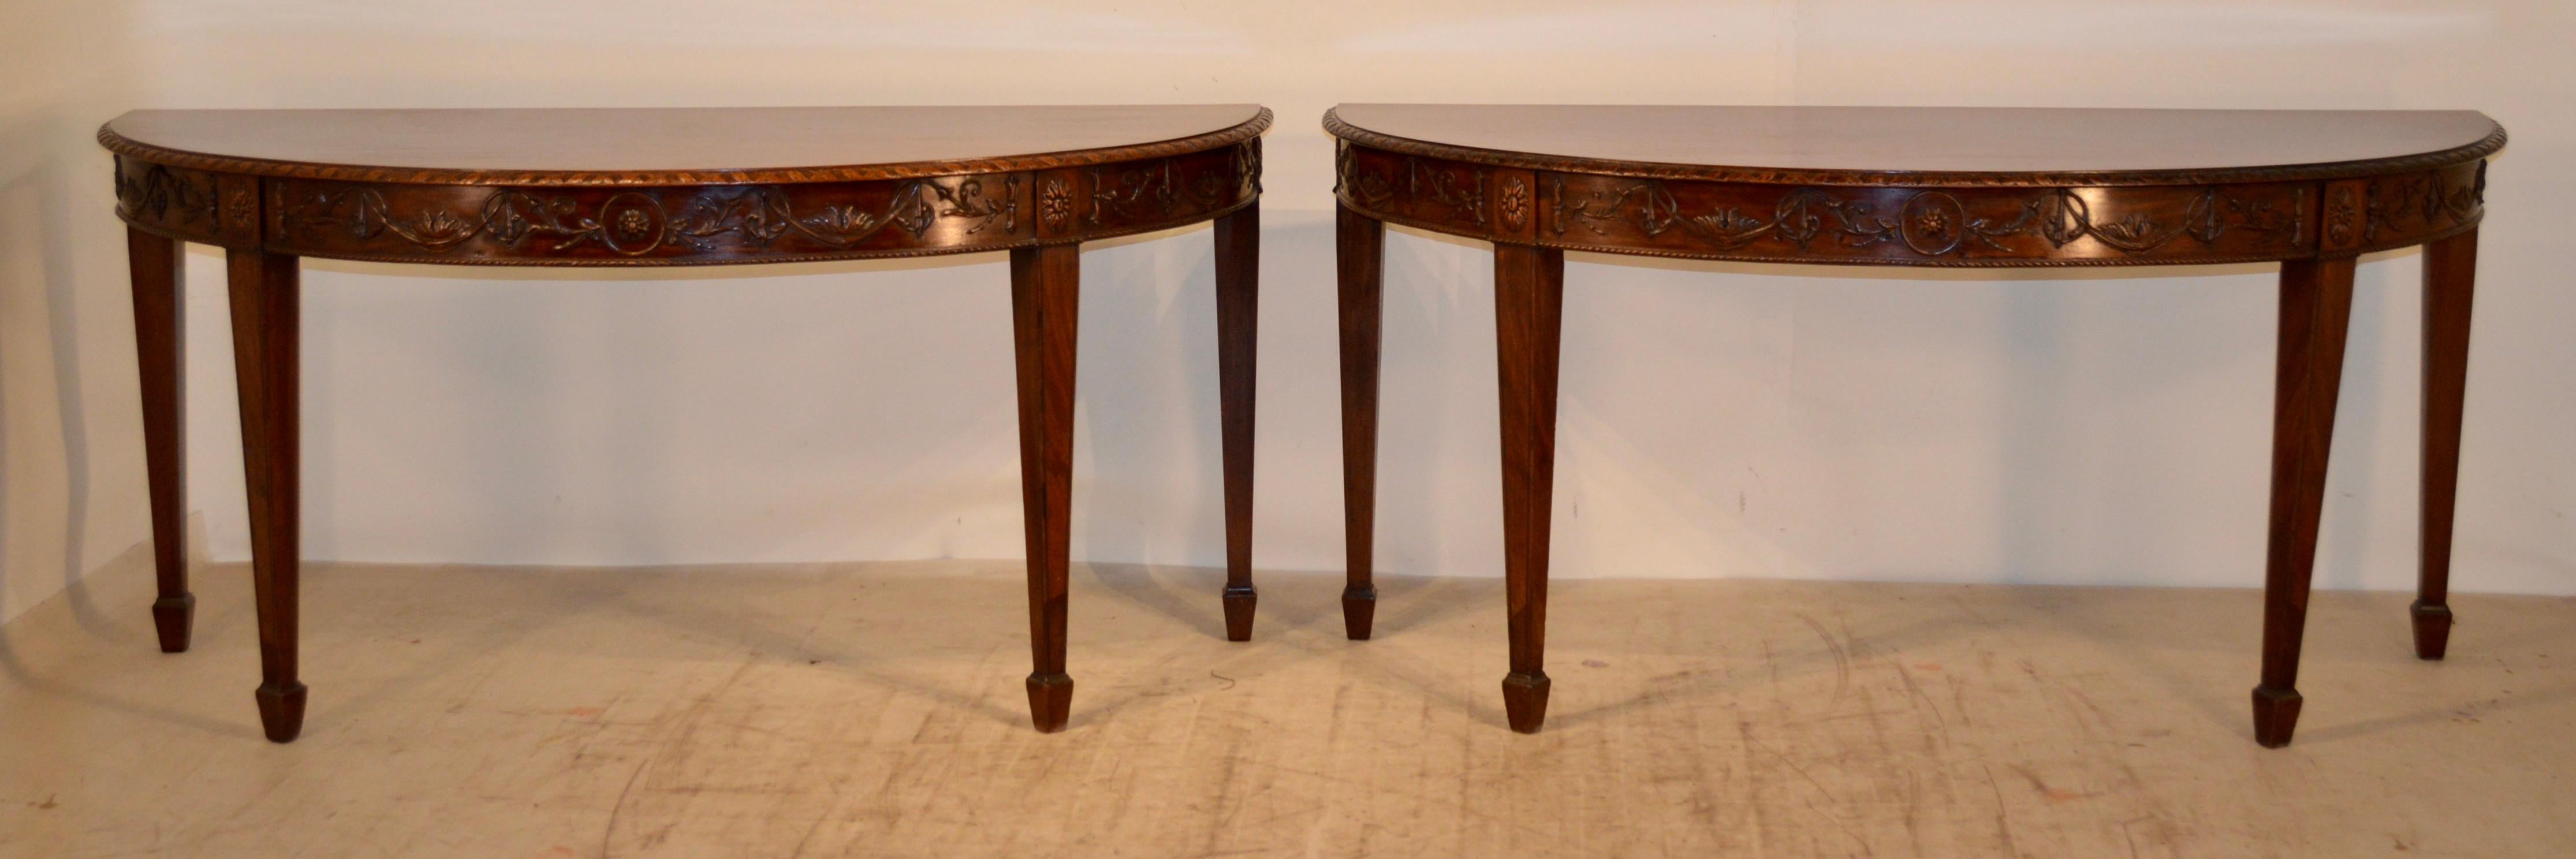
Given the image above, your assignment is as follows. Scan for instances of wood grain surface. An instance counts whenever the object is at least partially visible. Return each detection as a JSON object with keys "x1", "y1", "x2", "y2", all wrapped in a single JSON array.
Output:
[
  {"x1": 104, "y1": 105, "x2": 1269, "y2": 185},
  {"x1": 1328, "y1": 105, "x2": 2501, "y2": 185}
]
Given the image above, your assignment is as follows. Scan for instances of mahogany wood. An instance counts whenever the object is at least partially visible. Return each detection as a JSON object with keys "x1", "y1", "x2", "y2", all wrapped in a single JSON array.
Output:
[
  {"x1": 2254, "y1": 256, "x2": 2358, "y2": 748},
  {"x1": 105, "y1": 106, "x2": 1268, "y2": 265},
  {"x1": 1335, "y1": 204, "x2": 1385, "y2": 640},
  {"x1": 1011, "y1": 243, "x2": 1080, "y2": 733},
  {"x1": 1216, "y1": 202, "x2": 1260, "y2": 642},
  {"x1": 1493, "y1": 244, "x2": 1565, "y2": 734},
  {"x1": 226, "y1": 248, "x2": 305, "y2": 743},
  {"x1": 1325, "y1": 105, "x2": 2499, "y2": 186},
  {"x1": 1328, "y1": 105, "x2": 2499, "y2": 745},
  {"x1": 1331, "y1": 106, "x2": 2493, "y2": 267},
  {"x1": 2416, "y1": 228, "x2": 2478, "y2": 660},
  {"x1": 127, "y1": 228, "x2": 192, "y2": 653},
  {"x1": 103, "y1": 106, "x2": 1266, "y2": 185},
  {"x1": 106, "y1": 106, "x2": 1268, "y2": 740}
]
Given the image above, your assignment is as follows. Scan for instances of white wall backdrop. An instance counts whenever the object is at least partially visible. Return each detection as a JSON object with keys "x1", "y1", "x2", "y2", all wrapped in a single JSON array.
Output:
[{"x1": 5, "y1": 0, "x2": 2573, "y2": 625}]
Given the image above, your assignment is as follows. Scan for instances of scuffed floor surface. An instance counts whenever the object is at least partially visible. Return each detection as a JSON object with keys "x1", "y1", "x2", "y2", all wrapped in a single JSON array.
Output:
[{"x1": 2, "y1": 558, "x2": 2571, "y2": 857}]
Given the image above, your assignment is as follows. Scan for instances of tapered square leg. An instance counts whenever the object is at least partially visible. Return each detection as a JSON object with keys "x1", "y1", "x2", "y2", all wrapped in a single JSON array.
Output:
[
  {"x1": 227, "y1": 248, "x2": 304, "y2": 743},
  {"x1": 2416, "y1": 228, "x2": 2476, "y2": 661},
  {"x1": 2252, "y1": 256, "x2": 2355, "y2": 749},
  {"x1": 1493, "y1": 243, "x2": 1564, "y2": 734},
  {"x1": 128, "y1": 228, "x2": 192, "y2": 653},
  {"x1": 1011, "y1": 243, "x2": 1080, "y2": 732},
  {"x1": 1336, "y1": 204, "x2": 1385, "y2": 641},
  {"x1": 1214, "y1": 202, "x2": 1259, "y2": 642}
]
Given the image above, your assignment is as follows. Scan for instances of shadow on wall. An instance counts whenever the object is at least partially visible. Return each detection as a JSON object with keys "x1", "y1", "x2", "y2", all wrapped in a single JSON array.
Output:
[
  {"x1": 0, "y1": 0, "x2": 153, "y2": 631},
  {"x1": 1365, "y1": 223, "x2": 2435, "y2": 590},
  {"x1": 0, "y1": 115, "x2": 98, "y2": 625},
  {"x1": 270, "y1": 248, "x2": 1052, "y2": 568}
]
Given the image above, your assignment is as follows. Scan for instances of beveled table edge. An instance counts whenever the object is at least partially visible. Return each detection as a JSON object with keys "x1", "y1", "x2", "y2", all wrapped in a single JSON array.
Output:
[
  {"x1": 101, "y1": 106, "x2": 1274, "y2": 187},
  {"x1": 1322, "y1": 106, "x2": 2504, "y2": 188}
]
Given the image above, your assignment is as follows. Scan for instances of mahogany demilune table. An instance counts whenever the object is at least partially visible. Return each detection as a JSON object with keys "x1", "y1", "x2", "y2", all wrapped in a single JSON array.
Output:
[
  {"x1": 105, "y1": 105, "x2": 1271, "y2": 740},
  {"x1": 1325, "y1": 104, "x2": 2502, "y2": 745}
]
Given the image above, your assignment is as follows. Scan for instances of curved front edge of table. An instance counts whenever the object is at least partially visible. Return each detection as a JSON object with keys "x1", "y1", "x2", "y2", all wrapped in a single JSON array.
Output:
[
  {"x1": 1326, "y1": 110, "x2": 2496, "y2": 747},
  {"x1": 110, "y1": 139, "x2": 1262, "y2": 265},
  {"x1": 104, "y1": 109, "x2": 1266, "y2": 741},
  {"x1": 1331, "y1": 139, "x2": 2486, "y2": 266}
]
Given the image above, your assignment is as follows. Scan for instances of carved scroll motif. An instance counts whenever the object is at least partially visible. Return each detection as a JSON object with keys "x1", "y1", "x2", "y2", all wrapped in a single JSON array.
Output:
[
  {"x1": 1337, "y1": 151, "x2": 1485, "y2": 226},
  {"x1": 113, "y1": 160, "x2": 219, "y2": 228},
  {"x1": 283, "y1": 177, "x2": 1019, "y2": 256},
  {"x1": 2365, "y1": 162, "x2": 2484, "y2": 243},
  {"x1": 1088, "y1": 158, "x2": 1234, "y2": 226},
  {"x1": 1549, "y1": 177, "x2": 2305, "y2": 259}
]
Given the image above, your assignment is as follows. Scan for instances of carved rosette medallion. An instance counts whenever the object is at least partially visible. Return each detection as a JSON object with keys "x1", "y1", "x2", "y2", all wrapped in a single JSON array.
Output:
[
  {"x1": 1040, "y1": 179, "x2": 1073, "y2": 230},
  {"x1": 598, "y1": 192, "x2": 668, "y2": 255},
  {"x1": 1500, "y1": 176, "x2": 1531, "y2": 231},
  {"x1": 1898, "y1": 192, "x2": 1968, "y2": 255},
  {"x1": 225, "y1": 187, "x2": 259, "y2": 232},
  {"x1": 2325, "y1": 184, "x2": 2362, "y2": 248}
]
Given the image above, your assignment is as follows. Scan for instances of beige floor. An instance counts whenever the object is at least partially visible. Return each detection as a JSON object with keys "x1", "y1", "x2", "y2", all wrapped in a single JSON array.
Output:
[{"x1": 1, "y1": 557, "x2": 2570, "y2": 858}]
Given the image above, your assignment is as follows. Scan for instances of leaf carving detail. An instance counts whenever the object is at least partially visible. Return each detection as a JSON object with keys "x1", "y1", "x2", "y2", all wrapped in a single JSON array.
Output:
[
  {"x1": 1551, "y1": 178, "x2": 2304, "y2": 258},
  {"x1": 287, "y1": 177, "x2": 1021, "y2": 256}
]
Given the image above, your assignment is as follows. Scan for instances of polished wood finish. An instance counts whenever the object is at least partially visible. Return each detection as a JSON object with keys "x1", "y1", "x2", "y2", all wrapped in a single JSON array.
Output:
[
  {"x1": 227, "y1": 142, "x2": 1256, "y2": 266},
  {"x1": 1328, "y1": 105, "x2": 2499, "y2": 743},
  {"x1": 1011, "y1": 244, "x2": 1080, "y2": 732},
  {"x1": 1334, "y1": 204, "x2": 1385, "y2": 640},
  {"x1": 1326, "y1": 105, "x2": 2500, "y2": 185},
  {"x1": 107, "y1": 106, "x2": 1267, "y2": 266},
  {"x1": 1331, "y1": 106, "x2": 2493, "y2": 267},
  {"x1": 226, "y1": 248, "x2": 306, "y2": 743},
  {"x1": 1493, "y1": 244, "x2": 1565, "y2": 734},
  {"x1": 2416, "y1": 228, "x2": 2478, "y2": 661},
  {"x1": 106, "y1": 106, "x2": 1268, "y2": 740},
  {"x1": 2254, "y1": 256, "x2": 2357, "y2": 748},
  {"x1": 126, "y1": 228, "x2": 192, "y2": 653},
  {"x1": 1215, "y1": 202, "x2": 1260, "y2": 642},
  {"x1": 104, "y1": 106, "x2": 1266, "y2": 184}
]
